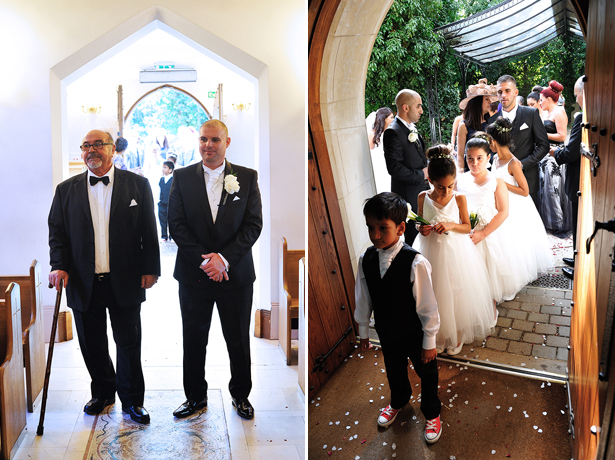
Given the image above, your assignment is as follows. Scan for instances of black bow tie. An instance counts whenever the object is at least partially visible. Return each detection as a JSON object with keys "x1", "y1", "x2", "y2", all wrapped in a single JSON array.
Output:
[{"x1": 90, "y1": 176, "x2": 110, "y2": 186}]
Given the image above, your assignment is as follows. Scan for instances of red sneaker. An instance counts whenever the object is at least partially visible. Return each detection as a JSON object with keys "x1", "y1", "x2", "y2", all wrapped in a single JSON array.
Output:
[
  {"x1": 377, "y1": 404, "x2": 400, "y2": 427},
  {"x1": 424, "y1": 415, "x2": 442, "y2": 443}
]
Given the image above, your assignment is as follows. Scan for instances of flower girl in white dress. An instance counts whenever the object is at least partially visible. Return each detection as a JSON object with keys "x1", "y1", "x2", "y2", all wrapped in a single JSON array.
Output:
[
  {"x1": 487, "y1": 117, "x2": 553, "y2": 277},
  {"x1": 412, "y1": 145, "x2": 495, "y2": 355},
  {"x1": 456, "y1": 135, "x2": 532, "y2": 302}
]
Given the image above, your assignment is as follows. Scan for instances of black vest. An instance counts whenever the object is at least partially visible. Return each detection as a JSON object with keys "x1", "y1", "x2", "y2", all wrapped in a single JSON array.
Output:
[{"x1": 363, "y1": 243, "x2": 423, "y2": 347}]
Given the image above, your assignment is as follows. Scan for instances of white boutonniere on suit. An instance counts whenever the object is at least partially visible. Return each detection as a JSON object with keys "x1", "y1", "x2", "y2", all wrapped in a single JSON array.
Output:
[
  {"x1": 408, "y1": 128, "x2": 419, "y2": 144},
  {"x1": 223, "y1": 171, "x2": 240, "y2": 205}
]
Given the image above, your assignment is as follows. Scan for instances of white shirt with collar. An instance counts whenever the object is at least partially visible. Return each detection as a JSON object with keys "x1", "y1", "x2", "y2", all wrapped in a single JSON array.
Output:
[
  {"x1": 396, "y1": 115, "x2": 416, "y2": 132},
  {"x1": 501, "y1": 102, "x2": 519, "y2": 123},
  {"x1": 87, "y1": 167, "x2": 114, "y2": 274},
  {"x1": 354, "y1": 238, "x2": 440, "y2": 350}
]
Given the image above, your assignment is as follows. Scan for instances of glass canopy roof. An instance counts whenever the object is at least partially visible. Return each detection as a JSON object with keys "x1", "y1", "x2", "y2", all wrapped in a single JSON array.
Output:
[{"x1": 436, "y1": 0, "x2": 584, "y2": 65}]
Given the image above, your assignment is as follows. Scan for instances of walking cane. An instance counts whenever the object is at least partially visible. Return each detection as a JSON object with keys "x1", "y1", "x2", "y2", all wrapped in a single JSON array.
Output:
[{"x1": 37, "y1": 279, "x2": 64, "y2": 436}]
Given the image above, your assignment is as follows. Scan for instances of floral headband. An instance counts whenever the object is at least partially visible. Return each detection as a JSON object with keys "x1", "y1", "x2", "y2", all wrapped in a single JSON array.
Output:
[
  {"x1": 495, "y1": 123, "x2": 512, "y2": 134},
  {"x1": 474, "y1": 133, "x2": 491, "y2": 143}
]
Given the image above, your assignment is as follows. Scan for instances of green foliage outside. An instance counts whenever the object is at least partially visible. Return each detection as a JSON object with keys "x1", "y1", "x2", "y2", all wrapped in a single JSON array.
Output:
[
  {"x1": 365, "y1": 0, "x2": 586, "y2": 145},
  {"x1": 126, "y1": 87, "x2": 209, "y2": 139}
]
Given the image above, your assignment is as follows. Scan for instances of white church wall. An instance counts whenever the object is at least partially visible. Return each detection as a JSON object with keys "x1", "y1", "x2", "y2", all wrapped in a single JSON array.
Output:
[{"x1": 0, "y1": 1, "x2": 305, "y2": 313}]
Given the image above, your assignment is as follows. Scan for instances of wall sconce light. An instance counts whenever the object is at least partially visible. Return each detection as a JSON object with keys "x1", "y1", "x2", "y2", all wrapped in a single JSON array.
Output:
[
  {"x1": 82, "y1": 105, "x2": 101, "y2": 114},
  {"x1": 232, "y1": 103, "x2": 251, "y2": 111}
]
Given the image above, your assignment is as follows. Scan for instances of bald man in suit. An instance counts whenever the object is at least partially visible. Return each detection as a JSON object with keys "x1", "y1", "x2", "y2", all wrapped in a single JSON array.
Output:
[{"x1": 384, "y1": 89, "x2": 430, "y2": 244}]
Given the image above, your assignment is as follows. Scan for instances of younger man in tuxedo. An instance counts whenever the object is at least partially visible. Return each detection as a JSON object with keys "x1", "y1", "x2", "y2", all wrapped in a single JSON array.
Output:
[
  {"x1": 169, "y1": 120, "x2": 262, "y2": 420},
  {"x1": 354, "y1": 192, "x2": 441, "y2": 443},
  {"x1": 495, "y1": 75, "x2": 549, "y2": 206}
]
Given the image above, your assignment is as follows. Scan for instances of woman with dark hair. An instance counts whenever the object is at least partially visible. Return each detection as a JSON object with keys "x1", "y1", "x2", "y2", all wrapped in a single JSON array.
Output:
[
  {"x1": 488, "y1": 117, "x2": 553, "y2": 278},
  {"x1": 366, "y1": 107, "x2": 394, "y2": 193},
  {"x1": 538, "y1": 80, "x2": 572, "y2": 237},
  {"x1": 456, "y1": 79, "x2": 498, "y2": 172},
  {"x1": 113, "y1": 136, "x2": 128, "y2": 170}
]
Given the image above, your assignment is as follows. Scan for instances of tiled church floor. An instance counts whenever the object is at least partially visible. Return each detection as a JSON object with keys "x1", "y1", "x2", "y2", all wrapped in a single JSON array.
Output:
[{"x1": 13, "y1": 242, "x2": 305, "y2": 460}]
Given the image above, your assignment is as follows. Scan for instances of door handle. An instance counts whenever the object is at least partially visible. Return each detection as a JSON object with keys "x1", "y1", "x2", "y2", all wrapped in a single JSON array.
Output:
[{"x1": 586, "y1": 218, "x2": 615, "y2": 254}]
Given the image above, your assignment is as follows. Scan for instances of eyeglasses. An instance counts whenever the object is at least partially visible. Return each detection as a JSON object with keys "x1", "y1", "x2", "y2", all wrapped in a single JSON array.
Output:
[{"x1": 80, "y1": 141, "x2": 113, "y2": 151}]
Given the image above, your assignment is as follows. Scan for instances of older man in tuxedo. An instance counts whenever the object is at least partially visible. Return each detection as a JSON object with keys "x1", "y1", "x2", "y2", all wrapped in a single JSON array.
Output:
[
  {"x1": 383, "y1": 89, "x2": 430, "y2": 243},
  {"x1": 495, "y1": 75, "x2": 550, "y2": 206},
  {"x1": 169, "y1": 120, "x2": 262, "y2": 420},
  {"x1": 48, "y1": 130, "x2": 160, "y2": 424}
]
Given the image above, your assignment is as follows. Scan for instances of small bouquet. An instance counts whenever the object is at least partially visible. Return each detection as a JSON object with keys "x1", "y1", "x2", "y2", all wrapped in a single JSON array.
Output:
[
  {"x1": 407, "y1": 203, "x2": 430, "y2": 226},
  {"x1": 408, "y1": 204, "x2": 448, "y2": 235},
  {"x1": 469, "y1": 211, "x2": 479, "y2": 230}
]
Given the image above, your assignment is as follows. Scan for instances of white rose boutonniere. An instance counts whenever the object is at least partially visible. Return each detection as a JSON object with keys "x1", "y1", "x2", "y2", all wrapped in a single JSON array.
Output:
[
  {"x1": 408, "y1": 128, "x2": 418, "y2": 144},
  {"x1": 223, "y1": 171, "x2": 240, "y2": 204}
]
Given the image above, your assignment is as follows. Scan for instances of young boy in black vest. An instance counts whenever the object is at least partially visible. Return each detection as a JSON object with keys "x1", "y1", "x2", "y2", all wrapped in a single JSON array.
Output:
[
  {"x1": 158, "y1": 160, "x2": 174, "y2": 241},
  {"x1": 354, "y1": 192, "x2": 442, "y2": 443}
]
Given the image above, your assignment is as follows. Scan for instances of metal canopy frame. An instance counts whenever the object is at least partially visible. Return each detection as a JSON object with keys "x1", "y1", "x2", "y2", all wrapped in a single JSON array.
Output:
[{"x1": 436, "y1": 0, "x2": 584, "y2": 66}]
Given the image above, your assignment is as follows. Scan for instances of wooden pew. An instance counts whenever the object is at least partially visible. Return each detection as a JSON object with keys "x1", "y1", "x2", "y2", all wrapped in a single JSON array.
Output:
[
  {"x1": 298, "y1": 257, "x2": 305, "y2": 393},
  {"x1": 0, "y1": 283, "x2": 27, "y2": 460},
  {"x1": 0, "y1": 260, "x2": 45, "y2": 412},
  {"x1": 278, "y1": 238, "x2": 304, "y2": 365}
]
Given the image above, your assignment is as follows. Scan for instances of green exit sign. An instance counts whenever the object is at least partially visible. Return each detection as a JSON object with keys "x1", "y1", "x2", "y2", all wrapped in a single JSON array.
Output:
[{"x1": 208, "y1": 91, "x2": 216, "y2": 98}]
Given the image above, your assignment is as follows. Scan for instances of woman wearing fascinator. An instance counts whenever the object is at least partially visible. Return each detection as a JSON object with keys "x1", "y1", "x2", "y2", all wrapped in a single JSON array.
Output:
[
  {"x1": 537, "y1": 80, "x2": 573, "y2": 237},
  {"x1": 456, "y1": 79, "x2": 499, "y2": 172},
  {"x1": 366, "y1": 107, "x2": 395, "y2": 194}
]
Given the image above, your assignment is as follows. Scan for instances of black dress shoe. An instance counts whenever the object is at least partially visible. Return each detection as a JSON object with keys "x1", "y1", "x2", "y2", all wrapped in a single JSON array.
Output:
[
  {"x1": 84, "y1": 397, "x2": 115, "y2": 415},
  {"x1": 123, "y1": 406, "x2": 150, "y2": 424},
  {"x1": 232, "y1": 397, "x2": 254, "y2": 420},
  {"x1": 563, "y1": 267, "x2": 574, "y2": 280},
  {"x1": 563, "y1": 257, "x2": 575, "y2": 267},
  {"x1": 173, "y1": 398, "x2": 208, "y2": 418}
]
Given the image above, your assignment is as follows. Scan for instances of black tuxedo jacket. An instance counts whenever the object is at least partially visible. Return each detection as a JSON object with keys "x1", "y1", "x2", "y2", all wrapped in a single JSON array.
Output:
[
  {"x1": 554, "y1": 112, "x2": 582, "y2": 203},
  {"x1": 383, "y1": 117, "x2": 429, "y2": 212},
  {"x1": 495, "y1": 105, "x2": 549, "y2": 195},
  {"x1": 158, "y1": 175, "x2": 173, "y2": 205},
  {"x1": 168, "y1": 160, "x2": 263, "y2": 289},
  {"x1": 48, "y1": 168, "x2": 161, "y2": 311}
]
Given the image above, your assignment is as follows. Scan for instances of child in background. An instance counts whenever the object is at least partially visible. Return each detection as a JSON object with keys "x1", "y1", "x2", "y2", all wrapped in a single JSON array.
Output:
[
  {"x1": 488, "y1": 117, "x2": 553, "y2": 277},
  {"x1": 413, "y1": 145, "x2": 495, "y2": 356},
  {"x1": 456, "y1": 134, "x2": 528, "y2": 302},
  {"x1": 158, "y1": 160, "x2": 174, "y2": 242},
  {"x1": 354, "y1": 192, "x2": 442, "y2": 444}
]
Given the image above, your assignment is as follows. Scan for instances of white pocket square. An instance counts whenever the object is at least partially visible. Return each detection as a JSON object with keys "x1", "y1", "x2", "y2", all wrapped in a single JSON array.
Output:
[
  {"x1": 129, "y1": 199, "x2": 138, "y2": 207},
  {"x1": 233, "y1": 196, "x2": 240, "y2": 201},
  {"x1": 520, "y1": 123, "x2": 529, "y2": 131}
]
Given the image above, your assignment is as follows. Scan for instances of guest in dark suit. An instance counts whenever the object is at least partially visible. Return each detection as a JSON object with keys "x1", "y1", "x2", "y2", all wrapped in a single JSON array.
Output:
[
  {"x1": 158, "y1": 160, "x2": 174, "y2": 241},
  {"x1": 169, "y1": 120, "x2": 262, "y2": 420},
  {"x1": 495, "y1": 75, "x2": 550, "y2": 206},
  {"x1": 48, "y1": 130, "x2": 160, "y2": 424},
  {"x1": 551, "y1": 75, "x2": 585, "y2": 280},
  {"x1": 383, "y1": 89, "x2": 429, "y2": 244}
]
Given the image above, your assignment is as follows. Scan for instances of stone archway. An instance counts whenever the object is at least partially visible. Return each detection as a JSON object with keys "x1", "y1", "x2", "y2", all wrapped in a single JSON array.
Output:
[{"x1": 316, "y1": 0, "x2": 393, "y2": 266}]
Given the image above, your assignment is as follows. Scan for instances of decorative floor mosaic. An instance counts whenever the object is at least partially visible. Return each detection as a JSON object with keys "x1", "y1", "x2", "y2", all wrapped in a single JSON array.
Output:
[{"x1": 83, "y1": 390, "x2": 230, "y2": 460}]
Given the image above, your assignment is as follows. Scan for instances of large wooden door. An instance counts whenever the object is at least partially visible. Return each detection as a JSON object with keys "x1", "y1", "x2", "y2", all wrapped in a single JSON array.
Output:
[
  {"x1": 569, "y1": 1, "x2": 615, "y2": 458},
  {"x1": 307, "y1": 0, "x2": 357, "y2": 401}
]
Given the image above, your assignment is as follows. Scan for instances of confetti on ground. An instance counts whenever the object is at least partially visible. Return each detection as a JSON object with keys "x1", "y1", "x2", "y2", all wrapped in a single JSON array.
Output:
[
  {"x1": 543, "y1": 411, "x2": 547, "y2": 415},
  {"x1": 492, "y1": 450, "x2": 496, "y2": 454},
  {"x1": 392, "y1": 443, "x2": 396, "y2": 449}
]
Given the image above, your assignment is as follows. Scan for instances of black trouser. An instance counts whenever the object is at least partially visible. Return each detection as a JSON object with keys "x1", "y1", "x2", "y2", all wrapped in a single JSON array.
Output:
[
  {"x1": 380, "y1": 339, "x2": 441, "y2": 420},
  {"x1": 571, "y1": 198, "x2": 579, "y2": 254},
  {"x1": 178, "y1": 283, "x2": 253, "y2": 401},
  {"x1": 72, "y1": 275, "x2": 145, "y2": 407},
  {"x1": 158, "y1": 203, "x2": 169, "y2": 239}
]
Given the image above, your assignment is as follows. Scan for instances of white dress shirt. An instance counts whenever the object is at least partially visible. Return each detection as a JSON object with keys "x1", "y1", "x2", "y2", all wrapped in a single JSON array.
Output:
[
  {"x1": 87, "y1": 167, "x2": 114, "y2": 274},
  {"x1": 203, "y1": 163, "x2": 225, "y2": 223},
  {"x1": 396, "y1": 115, "x2": 415, "y2": 132},
  {"x1": 501, "y1": 102, "x2": 518, "y2": 123},
  {"x1": 354, "y1": 238, "x2": 440, "y2": 350}
]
